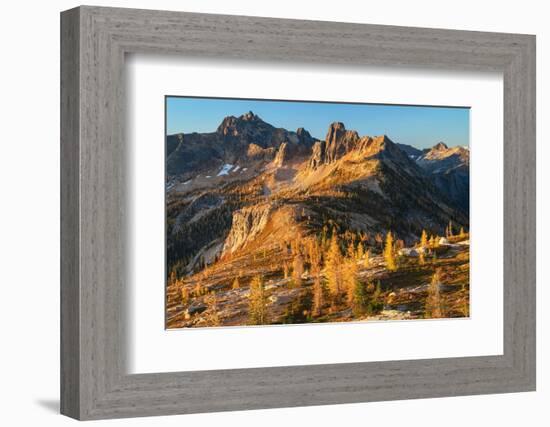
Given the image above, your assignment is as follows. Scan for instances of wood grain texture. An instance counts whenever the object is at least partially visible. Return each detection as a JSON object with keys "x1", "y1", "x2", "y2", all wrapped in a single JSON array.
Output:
[
  {"x1": 60, "y1": 7, "x2": 80, "y2": 419},
  {"x1": 60, "y1": 5, "x2": 536, "y2": 420}
]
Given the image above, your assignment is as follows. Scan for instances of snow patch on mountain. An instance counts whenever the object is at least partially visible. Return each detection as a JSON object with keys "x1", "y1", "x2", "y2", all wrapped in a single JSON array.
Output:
[{"x1": 217, "y1": 164, "x2": 234, "y2": 176}]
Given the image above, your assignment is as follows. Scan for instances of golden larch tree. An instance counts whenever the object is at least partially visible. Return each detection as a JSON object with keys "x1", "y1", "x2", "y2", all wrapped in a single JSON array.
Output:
[
  {"x1": 384, "y1": 231, "x2": 397, "y2": 271},
  {"x1": 364, "y1": 249, "x2": 370, "y2": 267},
  {"x1": 181, "y1": 287, "x2": 189, "y2": 305},
  {"x1": 347, "y1": 241, "x2": 355, "y2": 259},
  {"x1": 308, "y1": 238, "x2": 324, "y2": 316},
  {"x1": 356, "y1": 242, "x2": 365, "y2": 262},
  {"x1": 326, "y1": 233, "x2": 344, "y2": 298},
  {"x1": 343, "y1": 255, "x2": 359, "y2": 304}
]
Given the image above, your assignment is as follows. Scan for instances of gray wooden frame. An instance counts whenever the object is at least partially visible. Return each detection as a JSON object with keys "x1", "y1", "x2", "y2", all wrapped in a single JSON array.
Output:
[{"x1": 60, "y1": 5, "x2": 536, "y2": 420}]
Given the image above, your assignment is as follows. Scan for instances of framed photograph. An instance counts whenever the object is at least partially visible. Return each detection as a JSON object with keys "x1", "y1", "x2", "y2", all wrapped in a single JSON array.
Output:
[
  {"x1": 164, "y1": 96, "x2": 471, "y2": 329},
  {"x1": 61, "y1": 6, "x2": 536, "y2": 420}
]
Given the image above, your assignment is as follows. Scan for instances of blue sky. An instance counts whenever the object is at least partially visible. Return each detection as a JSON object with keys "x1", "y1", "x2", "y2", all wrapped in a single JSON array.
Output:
[{"x1": 166, "y1": 97, "x2": 469, "y2": 149}]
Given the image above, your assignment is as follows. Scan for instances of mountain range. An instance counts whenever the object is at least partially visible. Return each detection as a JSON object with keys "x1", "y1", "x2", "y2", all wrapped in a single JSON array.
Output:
[{"x1": 166, "y1": 111, "x2": 469, "y2": 276}]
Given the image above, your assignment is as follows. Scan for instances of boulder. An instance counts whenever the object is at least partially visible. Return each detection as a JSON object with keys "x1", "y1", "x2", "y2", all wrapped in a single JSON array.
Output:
[{"x1": 185, "y1": 303, "x2": 207, "y2": 317}]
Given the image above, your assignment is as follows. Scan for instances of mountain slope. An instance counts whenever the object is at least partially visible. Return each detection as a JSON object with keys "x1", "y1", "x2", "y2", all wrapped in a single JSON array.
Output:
[
  {"x1": 416, "y1": 142, "x2": 470, "y2": 212},
  {"x1": 166, "y1": 118, "x2": 468, "y2": 276}
]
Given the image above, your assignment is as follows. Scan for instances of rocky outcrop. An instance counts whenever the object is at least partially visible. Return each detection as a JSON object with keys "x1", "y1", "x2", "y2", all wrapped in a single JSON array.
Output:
[
  {"x1": 307, "y1": 122, "x2": 360, "y2": 169},
  {"x1": 247, "y1": 143, "x2": 276, "y2": 161},
  {"x1": 272, "y1": 142, "x2": 288, "y2": 167},
  {"x1": 166, "y1": 133, "x2": 184, "y2": 157},
  {"x1": 222, "y1": 203, "x2": 274, "y2": 255},
  {"x1": 307, "y1": 140, "x2": 326, "y2": 169},
  {"x1": 307, "y1": 123, "x2": 414, "y2": 171},
  {"x1": 324, "y1": 122, "x2": 360, "y2": 163},
  {"x1": 296, "y1": 127, "x2": 316, "y2": 148}
]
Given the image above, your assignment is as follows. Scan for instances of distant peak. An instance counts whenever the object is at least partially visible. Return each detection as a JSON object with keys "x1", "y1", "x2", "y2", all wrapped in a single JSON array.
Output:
[
  {"x1": 325, "y1": 122, "x2": 348, "y2": 144},
  {"x1": 377, "y1": 134, "x2": 392, "y2": 143},
  {"x1": 240, "y1": 111, "x2": 261, "y2": 121},
  {"x1": 328, "y1": 121, "x2": 346, "y2": 132},
  {"x1": 433, "y1": 142, "x2": 448, "y2": 151},
  {"x1": 216, "y1": 111, "x2": 268, "y2": 136},
  {"x1": 296, "y1": 127, "x2": 316, "y2": 147}
]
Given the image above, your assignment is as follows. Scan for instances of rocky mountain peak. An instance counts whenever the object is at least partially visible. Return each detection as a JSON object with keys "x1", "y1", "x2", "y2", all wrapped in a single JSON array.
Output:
[
  {"x1": 421, "y1": 142, "x2": 469, "y2": 164},
  {"x1": 213, "y1": 112, "x2": 317, "y2": 161},
  {"x1": 308, "y1": 124, "x2": 398, "y2": 169},
  {"x1": 359, "y1": 135, "x2": 418, "y2": 169},
  {"x1": 324, "y1": 122, "x2": 360, "y2": 163},
  {"x1": 296, "y1": 127, "x2": 310, "y2": 137},
  {"x1": 326, "y1": 121, "x2": 346, "y2": 139},
  {"x1": 241, "y1": 110, "x2": 261, "y2": 122},
  {"x1": 216, "y1": 111, "x2": 268, "y2": 137},
  {"x1": 432, "y1": 141, "x2": 449, "y2": 151}
]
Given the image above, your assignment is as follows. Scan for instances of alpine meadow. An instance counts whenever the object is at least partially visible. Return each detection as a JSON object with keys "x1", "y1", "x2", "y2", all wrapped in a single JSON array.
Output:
[{"x1": 165, "y1": 97, "x2": 470, "y2": 329}]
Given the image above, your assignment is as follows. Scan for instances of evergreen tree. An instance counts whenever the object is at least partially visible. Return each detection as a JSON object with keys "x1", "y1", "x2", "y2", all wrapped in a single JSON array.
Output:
[
  {"x1": 373, "y1": 280, "x2": 382, "y2": 303},
  {"x1": 420, "y1": 229, "x2": 428, "y2": 248},
  {"x1": 369, "y1": 280, "x2": 384, "y2": 314},
  {"x1": 384, "y1": 231, "x2": 397, "y2": 271},
  {"x1": 352, "y1": 280, "x2": 369, "y2": 317},
  {"x1": 283, "y1": 289, "x2": 313, "y2": 324},
  {"x1": 248, "y1": 275, "x2": 269, "y2": 325}
]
